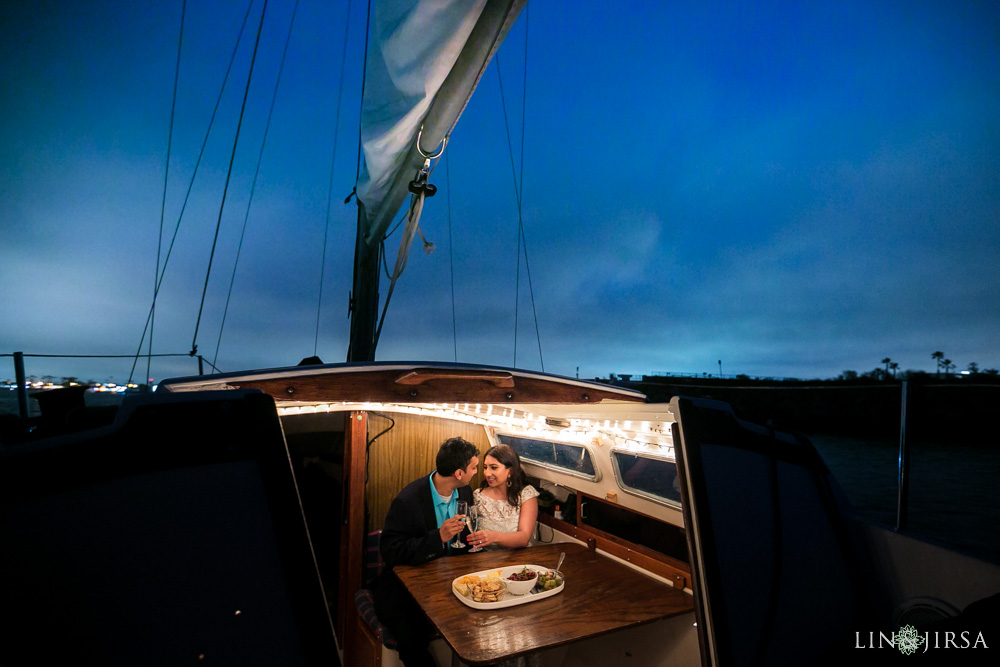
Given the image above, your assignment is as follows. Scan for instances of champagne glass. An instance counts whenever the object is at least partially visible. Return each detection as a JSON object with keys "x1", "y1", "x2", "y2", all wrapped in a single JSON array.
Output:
[
  {"x1": 467, "y1": 506, "x2": 483, "y2": 552},
  {"x1": 450, "y1": 500, "x2": 468, "y2": 548}
]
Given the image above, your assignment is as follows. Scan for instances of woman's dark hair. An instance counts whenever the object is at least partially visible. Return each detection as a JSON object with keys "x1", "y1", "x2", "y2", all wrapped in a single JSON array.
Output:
[
  {"x1": 480, "y1": 444, "x2": 527, "y2": 507},
  {"x1": 436, "y1": 437, "x2": 479, "y2": 476}
]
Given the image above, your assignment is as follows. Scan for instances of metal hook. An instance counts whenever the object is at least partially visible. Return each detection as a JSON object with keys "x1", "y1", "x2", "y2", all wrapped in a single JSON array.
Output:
[{"x1": 415, "y1": 125, "x2": 448, "y2": 160}]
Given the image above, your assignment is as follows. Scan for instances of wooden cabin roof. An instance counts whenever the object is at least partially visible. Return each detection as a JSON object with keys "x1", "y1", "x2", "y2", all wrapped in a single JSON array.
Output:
[{"x1": 156, "y1": 361, "x2": 648, "y2": 406}]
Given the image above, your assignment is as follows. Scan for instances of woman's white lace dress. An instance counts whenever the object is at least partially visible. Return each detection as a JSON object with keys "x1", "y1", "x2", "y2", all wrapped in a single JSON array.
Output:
[
  {"x1": 472, "y1": 485, "x2": 539, "y2": 546},
  {"x1": 472, "y1": 484, "x2": 542, "y2": 667}
]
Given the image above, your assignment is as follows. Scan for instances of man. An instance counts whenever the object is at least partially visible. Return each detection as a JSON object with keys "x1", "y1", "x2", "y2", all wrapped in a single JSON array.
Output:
[{"x1": 371, "y1": 437, "x2": 479, "y2": 666}]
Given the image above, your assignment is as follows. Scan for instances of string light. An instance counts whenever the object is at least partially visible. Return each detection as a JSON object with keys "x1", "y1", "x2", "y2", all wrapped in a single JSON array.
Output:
[{"x1": 277, "y1": 400, "x2": 676, "y2": 461}]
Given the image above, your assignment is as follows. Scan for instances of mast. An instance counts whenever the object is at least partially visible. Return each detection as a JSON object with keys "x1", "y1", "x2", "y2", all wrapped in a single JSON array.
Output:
[
  {"x1": 346, "y1": 0, "x2": 527, "y2": 362},
  {"x1": 347, "y1": 201, "x2": 380, "y2": 362}
]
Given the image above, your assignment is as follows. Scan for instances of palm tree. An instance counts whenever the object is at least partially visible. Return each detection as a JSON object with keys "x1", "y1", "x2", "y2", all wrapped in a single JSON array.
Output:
[
  {"x1": 931, "y1": 351, "x2": 945, "y2": 375},
  {"x1": 968, "y1": 362, "x2": 980, "y2": 375},
  {"x1": 882, "y1": 357, "x2": 891, "y2": 378},
  {"x1": 889, "y1": 361, "x2": 899, "y2": 379},
  {"x1": 943, "y1": 359, "x2": 954, "y2": 377}
]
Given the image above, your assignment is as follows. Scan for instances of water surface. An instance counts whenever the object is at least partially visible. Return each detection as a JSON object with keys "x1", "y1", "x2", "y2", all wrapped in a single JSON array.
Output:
[{"x1": 810, "y1": 433, "x2": 1000, "y2": 563}]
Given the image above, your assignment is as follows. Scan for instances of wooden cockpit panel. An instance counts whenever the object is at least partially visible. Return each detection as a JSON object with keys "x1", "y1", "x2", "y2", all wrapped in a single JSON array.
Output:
[{"x1": 222, "y1": 368, "x2": 645, "y2": 405}]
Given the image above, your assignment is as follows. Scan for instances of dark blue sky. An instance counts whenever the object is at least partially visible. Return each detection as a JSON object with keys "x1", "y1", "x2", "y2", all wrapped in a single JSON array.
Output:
[{"x1": 2, "y1": 0, "x2": 998, "y2": 384}]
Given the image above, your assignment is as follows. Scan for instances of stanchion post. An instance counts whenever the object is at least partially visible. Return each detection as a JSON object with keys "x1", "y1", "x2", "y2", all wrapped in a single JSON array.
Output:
[
  {"x1": 14, "y1": 351, "x2": 29, "y2": 420},
  {"x1": 896, "y1": 380, "x2": 910, "y2": 531}
]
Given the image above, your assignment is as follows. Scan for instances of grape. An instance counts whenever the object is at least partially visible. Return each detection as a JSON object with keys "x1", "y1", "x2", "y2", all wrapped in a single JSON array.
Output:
[{"x1": 507, "y1": 567, "x2": 537, "y2": 582}]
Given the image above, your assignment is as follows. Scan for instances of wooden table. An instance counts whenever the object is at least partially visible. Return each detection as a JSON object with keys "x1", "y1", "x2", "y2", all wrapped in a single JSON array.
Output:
[{"x1": 393, "y1": 543, "x2": 694, "y2": 665}]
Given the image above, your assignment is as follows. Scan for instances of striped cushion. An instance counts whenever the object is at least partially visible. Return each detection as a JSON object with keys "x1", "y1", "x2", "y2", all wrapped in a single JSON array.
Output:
[
  {"x1": 354, "y1": 588, "x2": 397, "y2": 650},
  {"x1": 364, "y1": 530, "x2": 385, "y2": 586},
  {"x1": 355, "y1": 530, "x2": 396, "y2": 649}
]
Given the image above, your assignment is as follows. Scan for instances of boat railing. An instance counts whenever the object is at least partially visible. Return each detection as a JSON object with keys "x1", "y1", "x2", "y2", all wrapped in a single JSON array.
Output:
[
  {"x1": 614, "y1": 376, "x2": 1000, "y2": 561},
  {"x1": 2, "y1": 350, "x2": 206, "y2": 421}
]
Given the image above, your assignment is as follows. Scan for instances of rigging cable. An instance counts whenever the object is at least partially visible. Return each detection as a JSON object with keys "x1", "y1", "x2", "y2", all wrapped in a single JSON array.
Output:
[
  {"x1": 445, "y1": 151, "x2": 457, "y2": 361},
  {"x1": 128, "y1": 0, "x2": 257, "y2": 386},
  {"x1": 518, "y1": 5, "x2": 543, "y2": 371},
  {"x1": 148, "y1": 0, "x2": 186, "y2": 388},
  {"x1": 353, "y1": 0, "x2": 372, "y2": 186},
  {"x1": 382, "y1": 211, "x2": 407, "y2": 242},
  {"x1": 495, "y1": 7, "x2": 544, "y2": 371},
  {"x1": 314, "y1": 0, "x2": 354, "y2": 357},
  {"x1": 496, "y1": 58, "x2": 520, "y2": 363},
  {"x1": 515, "y1": 6, "x2": 531, "y2": 367},
  {"x1": 213, "y1": 0, "x2": 303, "y2": 371},
  {"x1": 377, "y1": 212, "x2": 407, "y2": 279},
  {"x1": 370, "y1": 131, "x2": 446, "y2": 351},
  {"x1": 191, "y1": 0, "x2": 270, "y2": 357},
  {"x1": 371, "y1": 187, "x2": 426, "y2": 351}
]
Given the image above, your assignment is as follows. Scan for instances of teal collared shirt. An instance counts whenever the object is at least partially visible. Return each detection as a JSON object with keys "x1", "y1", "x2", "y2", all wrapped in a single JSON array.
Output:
[
  {"x1": 430, "y1": 471, "x2": 458, "y2": 552},
  {"x1": 430, "y1": 470, "x2": 457, "y2": 529}
]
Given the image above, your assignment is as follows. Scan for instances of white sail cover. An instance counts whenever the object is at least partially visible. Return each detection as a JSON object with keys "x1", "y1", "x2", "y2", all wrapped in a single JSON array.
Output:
[
  {"x1": 354, "y1": 0, "x2": 525, "y2": 247},
  {"x1": 357, "y1": 0, "x2": 487, "y2": 218}
]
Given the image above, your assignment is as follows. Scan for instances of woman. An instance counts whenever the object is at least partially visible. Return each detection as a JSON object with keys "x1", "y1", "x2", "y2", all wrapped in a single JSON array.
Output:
[{"x1": 467, "y1": 444, "x2": 538, "y2": 549}]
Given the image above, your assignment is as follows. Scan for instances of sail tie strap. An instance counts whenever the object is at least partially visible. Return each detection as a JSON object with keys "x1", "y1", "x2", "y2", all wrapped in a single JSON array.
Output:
[{"x1": 372, "y1": 126, "x2": 446, "y2": 348}]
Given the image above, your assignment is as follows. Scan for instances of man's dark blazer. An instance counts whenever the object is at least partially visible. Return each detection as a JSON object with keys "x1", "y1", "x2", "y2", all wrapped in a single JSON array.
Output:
[
  {"x1": 379, "y1": 474, "x2": 475, "y2": 570},
  {"x1": 371, "y1": 474, "x2": 475, "y2": 658}
]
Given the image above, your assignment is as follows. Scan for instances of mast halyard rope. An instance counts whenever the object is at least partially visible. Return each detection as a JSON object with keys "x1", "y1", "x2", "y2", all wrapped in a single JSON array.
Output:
[
  {"x1": 128, "y1": 0, "x2": 256, "y2": 384},
  {"x1": 314, "y1": 0, "x2": 354, "y2": 358},
  {"x1": 191, "y1": 0, "x2": 270, "y2": 357},
  {"x1": 213, "y1": 0, "x2": 302, "y2": 371}
]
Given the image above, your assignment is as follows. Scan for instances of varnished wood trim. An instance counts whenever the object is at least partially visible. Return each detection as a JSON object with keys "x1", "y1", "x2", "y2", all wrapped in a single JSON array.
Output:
[
  {"x1": 354, "y1": 612, "x2": 382, "y2": 667},
  {"x1": 538, "y1": 514, "x2": 691, "y2": 590},
  {"x1": 340, "y1": 411, "x2": 368, "y2": 664},
  {"x1": 395, "y1": 369, "x2": 515, "y2": 388},
  {"x1": 227, "y1": 370, "x2": 643, "y2": 405},
  {"x1": 578, "y1": 492, "x2": 690, "y2": 581}
]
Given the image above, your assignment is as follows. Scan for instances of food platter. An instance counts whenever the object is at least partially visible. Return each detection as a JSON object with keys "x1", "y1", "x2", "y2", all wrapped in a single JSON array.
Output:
[{"x1": 452, "y1": 564, "x2": 565, "y2": 610}]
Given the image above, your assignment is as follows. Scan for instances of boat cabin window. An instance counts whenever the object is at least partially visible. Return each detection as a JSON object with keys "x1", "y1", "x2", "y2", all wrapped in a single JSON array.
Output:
[
  {"x1": 497, "y1": 434, "x2": 598, "y2": 481},
  {"x1": 611, "y1": 451, "x2": 682, "y2": 509}
]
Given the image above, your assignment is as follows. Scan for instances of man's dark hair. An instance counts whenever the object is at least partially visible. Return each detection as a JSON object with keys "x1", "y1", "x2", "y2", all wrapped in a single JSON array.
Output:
[{"x1": 436, "y1": 437, "x2": 479, "y2": 476}]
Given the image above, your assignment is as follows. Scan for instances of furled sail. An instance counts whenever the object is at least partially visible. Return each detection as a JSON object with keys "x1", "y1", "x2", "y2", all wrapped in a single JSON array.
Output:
[{"x1": 349, "y1": 0, "x2": 526, "y2": 361}]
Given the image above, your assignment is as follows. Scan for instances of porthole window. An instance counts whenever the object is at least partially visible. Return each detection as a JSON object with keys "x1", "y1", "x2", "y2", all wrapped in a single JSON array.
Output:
[
  {"x1": 497, "y1": 434, "x2": 598, "y2": 481},
  {"x1": 611, "y1": 451, "x2": 682, "y2": 508}
]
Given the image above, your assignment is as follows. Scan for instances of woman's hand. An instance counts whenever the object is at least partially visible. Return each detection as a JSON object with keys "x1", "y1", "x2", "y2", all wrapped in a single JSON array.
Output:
[{"x1": 467, "y1": 530, "x2": 495, "y2": 548}]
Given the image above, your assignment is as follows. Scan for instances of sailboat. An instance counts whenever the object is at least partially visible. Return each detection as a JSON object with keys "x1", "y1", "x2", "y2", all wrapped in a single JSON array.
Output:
[{"x1": 2, "y1": 1, "x2": 998, "y2": 666}]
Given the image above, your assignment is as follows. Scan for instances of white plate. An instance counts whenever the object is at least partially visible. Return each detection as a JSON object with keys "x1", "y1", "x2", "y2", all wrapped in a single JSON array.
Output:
[{"x1": 452, "y1": 564, "x2": 565, "y2": 609}]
